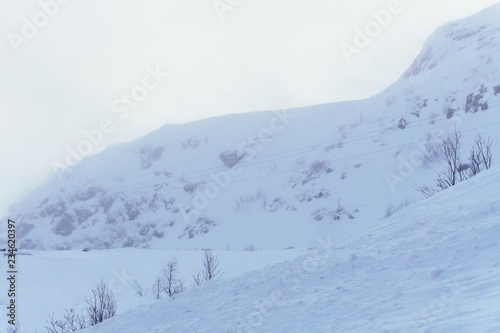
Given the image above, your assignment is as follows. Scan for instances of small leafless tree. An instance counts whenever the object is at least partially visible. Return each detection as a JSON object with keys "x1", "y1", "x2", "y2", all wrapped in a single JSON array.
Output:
[
  {"x1": 132, "y1": 279, "x2": 147, "y2": 297},
  {"x1": 151, "y1": 275, "x2": 162, "y2": 300},
  {"x1": 85, "y1": 280, "x2": 117, "y2": 326},
  {"x1": 469, "y1": 134, "x2": 493, "y2": 177},
  {"x1": 161, "y1": 258, "x2": 183, "y2": 298},
  {"x1": 475, "y1": 134, "x2": 492, "y2": 169},
  {"x1": 202, "y1": 250, "x2": 223, "y2": 281},
  {"x1": 436, "y1": 129, "x2": 468, "y2": 190},
  {"x1": 469, "y1": 146, "x2": 481, "y2": 177}
]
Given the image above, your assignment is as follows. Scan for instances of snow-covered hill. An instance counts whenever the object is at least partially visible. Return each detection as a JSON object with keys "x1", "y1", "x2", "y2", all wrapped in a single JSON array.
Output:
[
  {"x1": 79, "y1": 164, "x2": 500, "y2": 332},
  {"x1": 6, "y1": 4, "x2": 500, "y2": 250}
]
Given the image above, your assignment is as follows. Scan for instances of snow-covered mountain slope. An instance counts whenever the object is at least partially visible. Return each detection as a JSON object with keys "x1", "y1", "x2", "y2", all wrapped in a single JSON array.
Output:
[
  {"x1": 81, "y1": 165, "x2": 500, "y2": 333},
  {"x1": 6, "y1": 4, "x2": 500, "y2": 250}
]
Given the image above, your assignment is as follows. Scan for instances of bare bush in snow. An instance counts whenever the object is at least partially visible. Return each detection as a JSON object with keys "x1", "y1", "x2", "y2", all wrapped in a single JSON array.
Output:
[
  {"x1": 469, "y1": 133, "x2": 493, "y2": 177},
  {"x1": 192, "y1": 250, "x2": 223, "y2": 286},
  {"x1": 151, "y1": 275, "x2": 162, "y2": 300},
  {"x1": 45, "y1": 309, "x2": 87, "y2": 333},
  {"x1": 202, "y1": 250, "x2": 222, "y2": 281},
  {"x1": 436, "y1": 129, "x2": 468, "y2": 190},
  {"x1": 85, "y1": 280, "x2": 117, "y2": 326},
  {"x1": 414, "y1": 130, "x2": 494, "y2": 197},
  {"x1": 383, "y1": 198, "x2": 416, "y2": 218},
  {"x1": 132, "y1": 279, "x2": 147, "y2": 297},
  {"x1": 244, "y1": 244, "x2": 259, "y2": 251},
  {"x1": 191, "y1": 272, "x2": 203, "y2": 287}
]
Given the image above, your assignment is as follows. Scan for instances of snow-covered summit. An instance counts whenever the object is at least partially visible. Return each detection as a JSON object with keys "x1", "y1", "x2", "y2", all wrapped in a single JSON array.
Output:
[{"x1": 403, "y1": 3, "x2": 500, "y2": 80}]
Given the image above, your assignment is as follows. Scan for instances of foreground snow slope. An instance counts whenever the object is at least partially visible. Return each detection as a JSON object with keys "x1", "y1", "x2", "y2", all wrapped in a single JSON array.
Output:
[
  {"x1": 2, "y1": 249, "x2": 306, "y2": 333},
  {"x1": 5, "y1": 3, "x2": 500, "y2": 250},
  {"x1": 81, "y1": 166, "x2": 500, "y2": 332}
]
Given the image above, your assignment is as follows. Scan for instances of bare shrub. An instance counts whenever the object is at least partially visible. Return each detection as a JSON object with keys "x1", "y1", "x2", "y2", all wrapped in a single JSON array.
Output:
[
  {"x1": 235, "y1": 190, "x2": 267, "y2": 211},
  {"x1": 469, "y1": 144, "x2": 482, "y2": 177},
  {"x1": 412, "y1": 182, "x2": 439, "y2": 199},
  {"x1": 85, "y1": 280, "x2": 117, "y2": 326},
  {"x1": 132, "y1": 279, "x2": 147, "y2": 297},
  {"x1": 309, "y1": 160, "x2": 331, "y2": 174},
  {"x1": 151, "y1": 275, "x2": 162, "y2": 300},
  {"x1": 384, "y1": 204, "x2": 396, "y2": 219},
  {"x1": 63, "y1": 309, "x2": 87, "y2": 331},
  {"x1": 45, "y1": 282, "x2": 116, "y2": 332},
  {"x1": 469, "y1": 134, "x2": 493, "y2": 177},
  {"x1": 191, "y1": 272, "x2": 203, "y2": 287},
  {"x1": 383, "y1": 198, "x2": 415, "y2": 218},
  {"x1": 45, "y1": 309, "x2": 87, "y2": 333},
  {"x1": 414, "y1": 131, "x2": 494, "y2": 197},
  {"x1": 244, "y1": 244, "x2": 259, "y2": 251},
  {"x1": 192, "y1": 250, "x2": 222, "y2": 286},
  {"x1": 474, "y1": 134, "x2": 492, "y2": 169},
  {"x1": 300, "y1": 160, "x2": 333, "y2": 185}
]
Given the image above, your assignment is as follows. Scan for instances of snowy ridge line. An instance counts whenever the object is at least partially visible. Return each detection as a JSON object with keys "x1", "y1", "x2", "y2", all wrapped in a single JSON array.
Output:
[
  {"x1": 10, "y1": 103, "x2": 500, "y2": 212},
  {"x1": 10, "y1": 118, "x2": 500, "y2": 217}
]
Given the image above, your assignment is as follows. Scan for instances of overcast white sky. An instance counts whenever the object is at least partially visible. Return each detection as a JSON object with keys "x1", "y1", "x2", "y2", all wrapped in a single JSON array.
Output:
[{"x1": 1, "y1": 0, "x2": 499, "y2": 214}]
